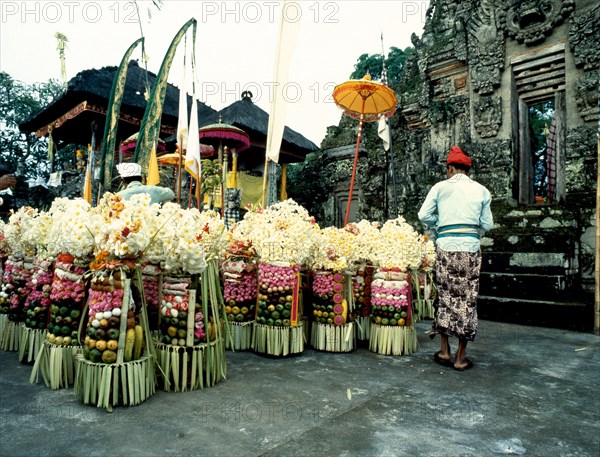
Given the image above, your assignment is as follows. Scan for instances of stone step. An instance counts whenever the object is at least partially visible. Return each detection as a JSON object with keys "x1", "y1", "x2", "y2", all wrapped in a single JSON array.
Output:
[
  {"x1": 480, "y1": 251, "x2": 571, "y2": 275},
  {"x1": 482, "y1": 229, "x2": 575, "y2": 252},
  {"x1": 479, "y1": 272, "x2": 571, "y2": 301},
  {"x1": 477, "y1": 295, "x2": 592, "y2": 332}
]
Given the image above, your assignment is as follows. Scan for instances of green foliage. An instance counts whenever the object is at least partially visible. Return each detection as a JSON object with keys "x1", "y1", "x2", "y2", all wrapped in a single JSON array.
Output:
[
  {"x1": 350, "y1": 46, "x2": 413, "y2": 89},
  {"x1": 0, "y1": 72, "x2": 64, "y2": 178}
]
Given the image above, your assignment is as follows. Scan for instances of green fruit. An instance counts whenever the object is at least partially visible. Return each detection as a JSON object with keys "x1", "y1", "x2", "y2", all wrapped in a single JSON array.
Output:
[
  {"x1": 393, "y1": 313, "x2": 401, "y2": 320},
  {"x1": 61, "y1": 326, "x2": 71, "y2": 336},
  {"x1": 171, "y1": 317, "x2": 179, "y2": 326},
  {"x1": 177, "y1": 329, "x2": 187, "y2": 339},
  {"x1": 274, "y1": 319, "x2": 282, "y2": 326},
  {"x1": 266, "y1": 318, "x2": 274, "y2": 326},
  {"x1": 235, "y1": 313, "x2": 245, "y2": 322},
  {"x1": 282, "y1": 309, "x2": 291, "y2": 319},
  {"x1": 400, "y1": 311, "x2": 408, "y2": 318},
  {"x1": 227, "y1": 314, "x2": 235, "y2": 322},
  {"x1": 89, "y1": 348, "x2": 102, "y2": 363},
  {"x1": 70, "y1": 309, "x2": 81, "y2": 319},
  {"x1": 389, "y1": 319, "x2": 397, "y2": 326},
  {"x1": 60, "y1": 306, "x2": 70, "y2": 317},
  {"x1": 178, "y1": 311, "x2": 187, "y2": 320},
  {"x1": 381, "y1": 318, "x2": 389, "y2": 326},
  {"x1": 271, "y1": 311, "x2": 280, "y2": 320},
  {"x1": 107, "y1": 329, "x2": 119, "y2": 340},
  {"x1": 275, "y1": 304, "x2": 284, "y2": 312},
  {"x1": 388, "y1": 306, "x2": 395, "y2": 312},
  {"x1": 87, "y1": 327, "x2": 96, "y2": 338}
]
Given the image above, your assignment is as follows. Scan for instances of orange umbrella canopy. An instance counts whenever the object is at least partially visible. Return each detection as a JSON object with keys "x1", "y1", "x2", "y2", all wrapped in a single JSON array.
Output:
[
  {"x1": 158, "y1": 144, "x2": 215, "y2": 166},
  {"x1": 333, "y1": 74, "x2": 397, "y2": 122}
]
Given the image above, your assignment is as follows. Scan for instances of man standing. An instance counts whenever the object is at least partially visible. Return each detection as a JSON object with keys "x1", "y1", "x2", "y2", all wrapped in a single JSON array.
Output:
[
  {"x1": 418, "y1": 145, "x2": 493, "y2": 371},
  {"x1": 116, "y1": 163, "x2": 175, "y2": 205}
]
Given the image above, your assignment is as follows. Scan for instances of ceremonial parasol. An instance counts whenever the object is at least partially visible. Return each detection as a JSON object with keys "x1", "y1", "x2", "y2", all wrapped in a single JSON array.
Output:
[
  {"x1": 198, "y1": 118, "x2": 251, "y2": 212},
  {"x1": 158, "y1": 143, "x2": 215, "y2": 166},
  {"x1": 333, "y1": 74, "x2": 397, "y2": 226},
  {"x1": 120, "y1": 132, "x2": 166, "y2": 160}
]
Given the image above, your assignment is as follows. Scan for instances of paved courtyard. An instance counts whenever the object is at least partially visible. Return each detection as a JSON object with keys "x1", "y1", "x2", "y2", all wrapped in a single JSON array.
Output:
[{"x1": 1, "y1": 319, "x2": 599, "y2": 457}]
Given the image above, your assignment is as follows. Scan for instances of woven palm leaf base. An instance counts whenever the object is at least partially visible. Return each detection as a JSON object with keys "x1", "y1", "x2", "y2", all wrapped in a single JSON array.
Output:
[
  {"x1": 0, "y1": 314, "x2": 6, "y2": 344},
  {"x1": 225, "y1": 321, "x2": 253, "y2": 351},
  {"x1": 29, "y1": 341, "x2": 81, "y2": 389},
  {"x1": 414, "y1": 298, "x2": 435, "y2": 321},
  {"x1": 18, "y1": 325, "x2": 46, "y2": 363},
  {"x1": 355, "y1": 316, "x2": 371, "y2": 341},
  {"x1": 252, "y1": 322, "x2": 304, "y2": 357},
  {"x1": 155, "y1": 338, "x2": 226, "y2": 392},
  {"x1": 310, "y1": 322, "x2": 356, "y2": 353},
  {"x1": 0, "y1": 317, "x2": 20, "y2": 352},
  {"x1": 74, "y1": 354, "x2": 157, "y2": 410},
  {"x1": 369, "y1": 323, "x2": 418, "y2": 356}
]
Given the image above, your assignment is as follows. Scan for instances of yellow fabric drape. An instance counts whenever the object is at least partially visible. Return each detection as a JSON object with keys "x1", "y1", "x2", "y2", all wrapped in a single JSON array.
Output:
[
  {"x1": 224, "y1": 172, "x2": 264, "y2": 208},
  {"x1": 147, "y1": 145, "x2": 160, "y2": 185}
]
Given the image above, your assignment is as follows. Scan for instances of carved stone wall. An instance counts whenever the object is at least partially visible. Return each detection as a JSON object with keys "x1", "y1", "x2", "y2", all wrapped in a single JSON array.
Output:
[{"x1": 289, "y1": 0, "x2": 597, "y2": 307}]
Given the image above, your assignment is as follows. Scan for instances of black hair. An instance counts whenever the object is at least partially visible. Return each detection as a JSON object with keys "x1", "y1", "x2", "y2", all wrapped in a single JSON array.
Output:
[{"x1": 448, "y1": 162, "x2": 471, "y2": 172}]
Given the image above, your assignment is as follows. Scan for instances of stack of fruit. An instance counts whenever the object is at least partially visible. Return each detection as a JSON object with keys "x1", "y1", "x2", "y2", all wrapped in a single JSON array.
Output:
[
  {"x1": 224, "y1": 260, "x2": 257, "y2": 324},
  {"x1": 310, "y1": 270, "x2": 355, "y2": 352},
  {"x1": 158, "y1": 276, "x2": 198, "y2": 346},
  {"x1": 19, "y1": 259, "x2": 53, "y2": 363},
  {"x1": 82, "y1": 271, "x2": 145, "y2": 364},
  {"x1": 141, "y1": 264, "x2": 161, "y2": 330},
  {"x1": 223, "y1": 259, "x2": 257, "y2": 350},
  {"x1": 0, "y1": 257, "x2": 31, "y2": 351},
  {"x1": 256, "y1": 262, "x2": 299, "y2": 328},
  {"x1": 311, "y1": 271, "x2": 348, "y2": 326},
  {"x1": 368, "y1": 269, "x2": 417, "y2": 356},
  {"x1": 253, "y1": 262, "x2": 304, "y2": 356},
  {"x1": 23, "y1": 259, "x2": 53, "y2": 331},
  {"x1": 45, "y1": 255, "x2": 87, "y2": 346},
  {"x1": 370, "y1": 270, "x2": 411, "y2": 327},
  {"x1": 352, "y1": 264, "x2": 374, "y2": 341}
]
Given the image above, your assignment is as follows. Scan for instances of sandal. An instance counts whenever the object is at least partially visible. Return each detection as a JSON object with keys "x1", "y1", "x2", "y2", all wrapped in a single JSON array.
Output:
[
  {"x1": 453, "y1": 357, "x2": 474, "y2": 371},
  {"x1": 433, "y1": 351, "x2": 452, "y2": 367}
]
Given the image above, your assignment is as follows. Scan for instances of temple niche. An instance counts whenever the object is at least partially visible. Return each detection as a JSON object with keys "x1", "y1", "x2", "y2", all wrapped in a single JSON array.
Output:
[{"x1": 290, "y1": 0, "x2": 598, "y2": 330}]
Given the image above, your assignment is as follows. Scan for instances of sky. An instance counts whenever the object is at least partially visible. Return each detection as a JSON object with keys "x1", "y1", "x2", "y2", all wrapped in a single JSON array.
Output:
[{"x1": 0, "y1": 0, "x2": 430, "y2": 145}]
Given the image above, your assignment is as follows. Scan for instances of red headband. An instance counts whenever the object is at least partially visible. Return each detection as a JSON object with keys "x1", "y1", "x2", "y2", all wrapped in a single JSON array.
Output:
[{"x1": 447, "y1": 145, "x2": 472, "y2": 167}]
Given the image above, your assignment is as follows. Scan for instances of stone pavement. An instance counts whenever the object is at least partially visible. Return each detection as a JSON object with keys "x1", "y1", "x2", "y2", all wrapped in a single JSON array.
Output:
[{"x1": 1, "y1": 320, "x2": 599, "y2": 457}]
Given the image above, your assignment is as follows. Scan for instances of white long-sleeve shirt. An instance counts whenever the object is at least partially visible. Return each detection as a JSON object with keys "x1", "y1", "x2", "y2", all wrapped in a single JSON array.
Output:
[{"x1": 418, "y1": 174, "x2": 493, "y2": 252}]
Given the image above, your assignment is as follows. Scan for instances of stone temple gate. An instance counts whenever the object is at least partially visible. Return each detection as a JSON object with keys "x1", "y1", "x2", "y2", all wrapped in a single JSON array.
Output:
[{"x1": 291, "y1": 0, "x2": 598, "y2": 330}]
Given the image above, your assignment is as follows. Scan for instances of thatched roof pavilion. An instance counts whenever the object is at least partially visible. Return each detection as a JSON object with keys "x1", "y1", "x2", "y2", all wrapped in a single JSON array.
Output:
[
  {"x1": 208, "y1": 91, "x2": 318, "y2": 167},
  {"x1": 19, "y1": 60, "x2": 217, "y2": 148}
]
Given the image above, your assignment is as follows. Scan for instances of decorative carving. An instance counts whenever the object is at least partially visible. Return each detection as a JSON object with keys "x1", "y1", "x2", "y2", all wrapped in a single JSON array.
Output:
[
  {"x1": 574, "y1": 71, "x2": 600, "y2": 122},
  {"x1": 474, "y1": 96, "x2": 502, "y2": 138},
  {"x1": 565, "y1": 127, "x2": 597, "y2": 193},
  {"x1": 505, "y1": 0, "x2": 574, "y2": 46},
  {"x1": 467, "y1": 0, "x2": 505, "y2": 95},
  {"x1": 569, "y1": 4, "x2": 600, "y2": 70}
]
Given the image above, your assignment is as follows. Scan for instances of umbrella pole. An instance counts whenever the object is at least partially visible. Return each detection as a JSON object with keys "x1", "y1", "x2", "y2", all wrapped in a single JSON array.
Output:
[{"x1": 345, "y1": 100, "x2": 366, "y2": 226}]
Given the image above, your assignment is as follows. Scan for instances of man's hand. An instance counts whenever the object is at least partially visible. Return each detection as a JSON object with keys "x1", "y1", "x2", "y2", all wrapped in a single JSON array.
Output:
[{"x1": 0, "y1": 174, "x2": 16, "y2": 190}]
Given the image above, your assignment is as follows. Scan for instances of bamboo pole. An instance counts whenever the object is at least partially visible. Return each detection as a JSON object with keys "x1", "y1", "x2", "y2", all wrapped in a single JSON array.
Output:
[
  {"x1": 594, "y1": 136, "x2": 599, "y2": 335},
  {"x1": 261, "y1": 158, "x2": 270, "y2": 208}
]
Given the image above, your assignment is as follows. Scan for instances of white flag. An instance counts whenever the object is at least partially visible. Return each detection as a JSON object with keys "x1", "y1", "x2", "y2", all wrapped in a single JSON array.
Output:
[
  {"x1": 177, "y1": 53, "x2": 188, "y2": 151},
  {"x1": 265, "y1": 0, "x2": 301, "y2": 163},
  {"x1": 378, "y1": 115, "x2": 390, "y2": 151},
  {"x1": 185, "y1": 96, "x2": 201, "y2": 180}
]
